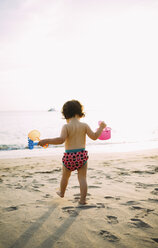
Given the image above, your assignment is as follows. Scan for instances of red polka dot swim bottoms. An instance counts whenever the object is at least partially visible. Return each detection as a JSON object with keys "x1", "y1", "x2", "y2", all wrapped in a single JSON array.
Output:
[{"x1": 62, "y1": 148, "x2": 88, "y2": 171}]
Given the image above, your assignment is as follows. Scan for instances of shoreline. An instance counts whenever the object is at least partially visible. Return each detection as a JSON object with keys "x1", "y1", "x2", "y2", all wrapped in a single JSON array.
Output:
[
  {"x1": 0, "y1": 141, "x2": 158, "y2": 159},
  {"x1": 0, "y1": 147, "x2": 158, "y2": 161}
]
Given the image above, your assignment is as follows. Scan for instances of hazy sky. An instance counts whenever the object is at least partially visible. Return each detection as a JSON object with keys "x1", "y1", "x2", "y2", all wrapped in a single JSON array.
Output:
[{"x1": 0, "y1": 0, "x2": 158, "y2": 123}]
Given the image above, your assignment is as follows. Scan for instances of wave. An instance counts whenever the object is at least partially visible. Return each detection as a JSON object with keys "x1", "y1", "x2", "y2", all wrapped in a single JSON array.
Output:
[
  {"x1": 0, "y1": 142, "x2": 119, "y2": 151},
  {"x1": 0, "y1": 143, "x2": 64, "y2": 151},
  {"x1": 0, "y1": 141, "x2": 150, "y2": 151},
  {"x1": 0, "y1": 144, "x2": 27, "y2": 151},
  {"x1": 0, "y1": 138, "x2": 158, "y2": 152}
]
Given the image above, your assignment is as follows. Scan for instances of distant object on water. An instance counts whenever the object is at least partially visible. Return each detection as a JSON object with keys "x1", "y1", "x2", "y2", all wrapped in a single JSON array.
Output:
[{"x1": 48, "y1": 108, "x2": 56, "y2": 112}]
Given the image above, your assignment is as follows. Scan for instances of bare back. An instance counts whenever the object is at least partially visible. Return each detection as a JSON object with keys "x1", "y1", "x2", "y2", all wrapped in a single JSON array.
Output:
[
  {"x1": 59, "y1": 117, "x2": 105, "y2": 150},
  {"x1": 62, "y1": 118, "x2": 87, "y2": 150}
]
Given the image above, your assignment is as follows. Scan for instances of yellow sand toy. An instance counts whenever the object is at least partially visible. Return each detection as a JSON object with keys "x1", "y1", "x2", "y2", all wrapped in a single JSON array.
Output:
[{"x1": 28, "y1": 130, "x2": 48, "y2": 149}]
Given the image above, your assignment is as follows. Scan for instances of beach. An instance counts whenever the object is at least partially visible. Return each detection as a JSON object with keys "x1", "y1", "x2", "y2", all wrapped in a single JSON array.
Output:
[{"x1": 0, "y1": 149, "x2": 158, "y2": 248}]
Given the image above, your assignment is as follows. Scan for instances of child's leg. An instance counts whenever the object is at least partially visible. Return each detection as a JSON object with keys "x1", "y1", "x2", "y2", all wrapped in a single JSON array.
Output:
[
  {"x1": 77, "y1": 163, "x2": 87, "y2": 204},
  {"x1": 57, "y1": 165, "x2": 71, "y2": 198}
]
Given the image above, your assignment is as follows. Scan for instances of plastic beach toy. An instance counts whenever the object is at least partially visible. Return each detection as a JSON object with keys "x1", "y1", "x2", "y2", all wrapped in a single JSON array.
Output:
[
  {"x1": 98, "y1": 121, "x2": 111, "y2": 140},
  {"x1": 28, "y1": 130, "x2": 48, "y2": 149}
]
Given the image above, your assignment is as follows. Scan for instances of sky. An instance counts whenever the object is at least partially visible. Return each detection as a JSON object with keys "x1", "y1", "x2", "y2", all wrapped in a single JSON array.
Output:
[{"x1": 0, "y1": 0, "x2": 158, "y2": 128}]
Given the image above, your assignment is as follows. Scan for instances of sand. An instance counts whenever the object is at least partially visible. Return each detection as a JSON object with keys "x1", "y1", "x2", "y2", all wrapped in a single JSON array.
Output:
[{"x1": 0, "y1": 149, "x2": 158, "y2": 248}]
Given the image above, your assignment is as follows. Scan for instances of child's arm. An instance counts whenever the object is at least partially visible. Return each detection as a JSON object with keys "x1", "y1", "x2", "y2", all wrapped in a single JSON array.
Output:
[
  {"x1": 86, "y1": 121, "x2": 106, "y2": 140},
  {"x1": 38, "y1": 125, "x2": 68, "y2": 147}
]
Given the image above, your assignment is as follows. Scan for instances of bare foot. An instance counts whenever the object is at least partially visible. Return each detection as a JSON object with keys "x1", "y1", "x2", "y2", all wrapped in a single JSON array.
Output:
[
  {"x1": 56, "y1": 191, "x2": 64, "y2": 198},
  {"x1": 79, "y1": 200, "x2": 87, "y2": 205}
]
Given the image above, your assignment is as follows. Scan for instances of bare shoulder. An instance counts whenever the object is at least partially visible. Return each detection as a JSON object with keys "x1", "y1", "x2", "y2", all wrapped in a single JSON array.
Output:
[
  {"x1": 81, "y1": 122, "x2": 89, "y2": 127},
  {"x1": 82, "y1": 122, "x2": 94, "y2": 134},
  {"x1": 81, "y1": 122, "x2": 89, "y2": 129},
  {"x1": 61, "y1": 123, "x2": 69, "y2": 133},
  {"x1": 62, "y1": 123, "x2": 68, "y2": 129}
]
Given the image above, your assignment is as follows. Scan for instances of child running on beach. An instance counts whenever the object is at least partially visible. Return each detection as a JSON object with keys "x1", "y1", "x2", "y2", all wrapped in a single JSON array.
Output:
[{"x1": 39, "y1": 100, "x2": 106, "y2": 204}]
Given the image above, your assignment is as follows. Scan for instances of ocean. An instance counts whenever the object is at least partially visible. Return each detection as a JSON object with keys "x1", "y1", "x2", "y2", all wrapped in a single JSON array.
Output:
[{"x1": 0, "y1": 110, "x2": 158, "y2": 159}]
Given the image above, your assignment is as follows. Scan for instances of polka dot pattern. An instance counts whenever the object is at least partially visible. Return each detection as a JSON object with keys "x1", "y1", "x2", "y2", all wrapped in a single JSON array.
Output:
[{"x1": 62, "y1": 150, "x2": 88, "y2": 171}]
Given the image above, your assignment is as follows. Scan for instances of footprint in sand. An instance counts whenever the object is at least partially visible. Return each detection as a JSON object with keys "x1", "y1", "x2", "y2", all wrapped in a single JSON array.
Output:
[
  {"x1": 152, "y1": 238, "x2": 158, "y2": 244},
  {"x1": 104, "y1": 196, "x2": 120, "y2": 200},
  {"x1": 48, "y1": 178, "x2": 57, "y2": 183},
  {"x1": 88, "y1": 185, "x2": 101, "y2": 189},
  {"x1": 106, "y1": 216, "x2": 119, "y2": 224},
  {"x1": 130, "y1": 206, "x2": 144, "y2": 210},
  {"x1": 135, "y1": 182, "x2": 158, "y2": 189},
  {"x1": 15, "y1": 184, "x2": 23, "y2": 189},
  {"x1": 154, "y1": 167, "x2": 158, "y2": 172},
  {"x1": 122, "y1": 200, "x2": 140, "y2": 206},
  {"x1": 72, "y1": 186, "x2": 80, "y2": 189},
  {"x1": 129, "y1": 218, "x2": 151, "y2": 228},
  {"x1": 131, "y1": 206, "x2": 154, "y2": 213},
  {"x1": 148, "y1": 198, "x2": 158, "y2": 203},
  {"x1": 151, "y1": 188, "x2": 158, "y2": 195},
  {"x1": 76, "y1": 204, "x2": 97, "y2": 209},
  {"x1": 104, "y1": 196, "x2": 114, "y2": 200},
  {"x1": 36, "y1": 169, "x2": 60, "y2": 174},
  {"x1": 32, "y1": 185, "x2": 41, "y2": 191},
  {"x1": 43, "y1": 194, "x2": 51, "y2": 198},
  {"x1": 105, "y1": 174, "x2": 113, "y2": 179},
  {"x1": 62, "y1": 206, "x2": 78, "y2": 217},
  {"x1": 102, "y1": 162, "x2": 110, "y2": 167},
  {"x1": 99, "y1": 230, "x2": 120, "y2": 242},
  {"x1": 117, "y1": 171, "x2": 130, "y2": 176},
  {"x1": 96, "y1": 203, "x2": 105, "y2": 209},
  {"x1": 5, "y1": 206, "x2": 18, "y2": 211},
  {"x1": 130, "y1": 206, "x2": 154, "y2": 218},
  {"x1": 22, "y1": 174, "x2": 33, "y2": 179},
  {"x1": 132, "y1": 170, "x2": 153, "y2": 175}
]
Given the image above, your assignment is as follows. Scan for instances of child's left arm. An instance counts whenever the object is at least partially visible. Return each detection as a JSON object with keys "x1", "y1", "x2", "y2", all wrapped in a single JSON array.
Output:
[
  {"x1": 38, "y1": 124, "x2": 68, "y2": 147},
  {"x1": 85, "y1": 121, "x2": 106, "y2": 140}
]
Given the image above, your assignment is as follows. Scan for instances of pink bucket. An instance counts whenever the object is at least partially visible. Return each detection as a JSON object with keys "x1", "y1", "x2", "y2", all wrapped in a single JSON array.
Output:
[{"x1": 98, "y1": 127, "x2": 111, "y2": 140}]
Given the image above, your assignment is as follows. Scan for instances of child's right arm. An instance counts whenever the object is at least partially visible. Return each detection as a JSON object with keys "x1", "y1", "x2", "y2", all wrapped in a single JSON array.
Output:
[
  {"x1": 85, "y1": 121, "x2": 106, "y2": 140},
  {"x1": 38, "y1": 124, "x2": 68, "y2": 146}
]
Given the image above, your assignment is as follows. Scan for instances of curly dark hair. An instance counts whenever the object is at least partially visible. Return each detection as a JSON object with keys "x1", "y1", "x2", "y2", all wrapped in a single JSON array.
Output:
[{"x1": 62, "y1": 100, "x2": 85, "y2": 119}]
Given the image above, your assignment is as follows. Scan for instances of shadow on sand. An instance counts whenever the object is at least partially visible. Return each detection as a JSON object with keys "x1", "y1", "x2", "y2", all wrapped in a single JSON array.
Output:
[{"x1": 9, "y1": 203, "x2": 89, "y2": 248}]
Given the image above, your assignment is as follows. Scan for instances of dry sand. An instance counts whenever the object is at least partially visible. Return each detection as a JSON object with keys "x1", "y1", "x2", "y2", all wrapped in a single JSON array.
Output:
[{"x1": 0, "y1": 149, "x2": 158, "y2": 248}]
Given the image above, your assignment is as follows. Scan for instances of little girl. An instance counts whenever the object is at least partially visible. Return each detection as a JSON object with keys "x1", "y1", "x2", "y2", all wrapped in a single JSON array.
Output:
[{"x1": 39, "y1": 100, "x2": 106, "y2": 204}]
